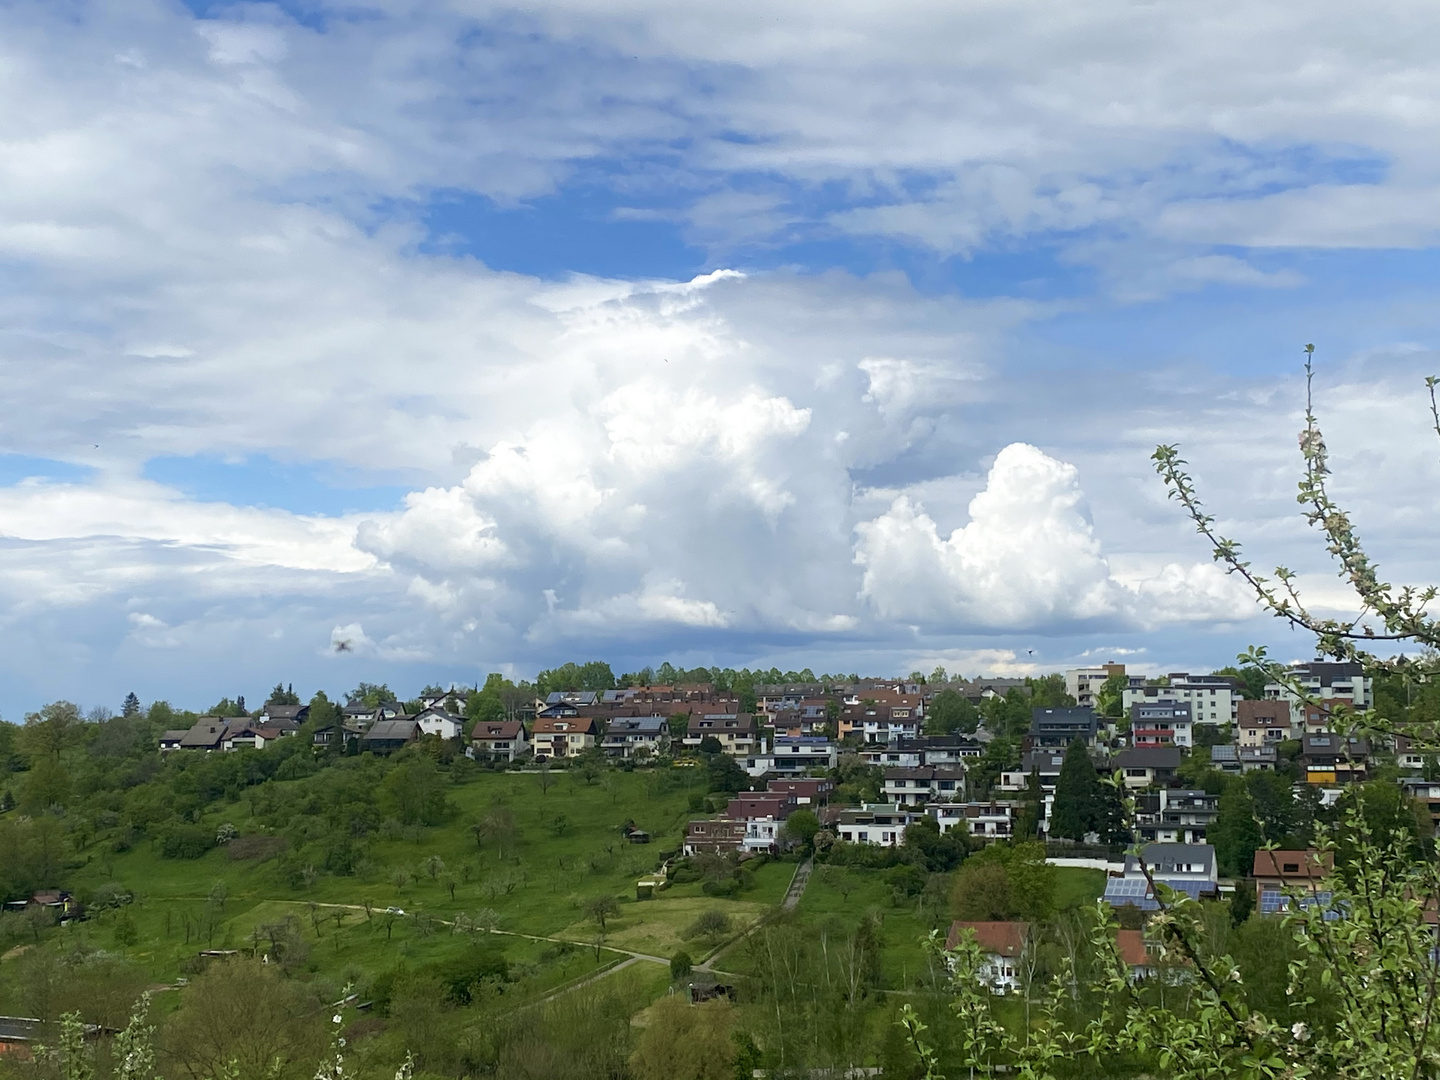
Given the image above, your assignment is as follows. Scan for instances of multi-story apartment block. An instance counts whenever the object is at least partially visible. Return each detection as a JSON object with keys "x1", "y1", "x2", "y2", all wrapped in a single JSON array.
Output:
[
  {"x1": 1122, "y1": 673, "x2": 1240, "y2": 729},
  {"x1": 1065, "y1": 663, "x2": 1125, "y2": 708},
  {"x1": 1264, "y1": 661, "x2": 1373, "y2": 712},
  {"x1": 1133, "y1": 789, "x2": 1218, "y2": 845},
  {"x1": 1030, "y1": 707, "x2": 1098, "y2": 748},
  {"x1": 1131, "y1": 701, "x2": 1194, "y2": 748}
]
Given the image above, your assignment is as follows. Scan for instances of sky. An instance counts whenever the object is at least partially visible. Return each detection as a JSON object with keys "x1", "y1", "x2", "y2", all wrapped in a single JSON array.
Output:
[{"x1": 3, "y1": 0, "x2": 1440, "y2": 716}]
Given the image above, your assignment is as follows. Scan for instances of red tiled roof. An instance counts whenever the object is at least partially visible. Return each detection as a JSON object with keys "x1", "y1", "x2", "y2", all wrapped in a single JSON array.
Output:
[
  {"x1": 946, "y1": 920, "x2": 1028, "y2": 957},
  {"x1": 1252, "y1": 849, "x2": 1332, "y2": 879},
  {"x1": 472, "y1": 720, "x2": 523, "y2": 740},
  {"x1": 1115, "y1": 929, "x2": 1149, "y2": 968}
]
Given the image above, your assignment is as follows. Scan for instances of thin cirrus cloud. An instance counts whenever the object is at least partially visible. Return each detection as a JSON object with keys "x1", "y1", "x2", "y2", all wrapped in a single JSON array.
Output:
[{"x1": 0, "y1": 0, "x2": 1436, "y2": 712}]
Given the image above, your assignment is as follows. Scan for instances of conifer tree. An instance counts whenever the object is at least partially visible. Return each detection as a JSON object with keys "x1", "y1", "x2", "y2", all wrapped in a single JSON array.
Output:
[{"x1": 1049, "y1": 737, "x2": 1098, "y2": 841}]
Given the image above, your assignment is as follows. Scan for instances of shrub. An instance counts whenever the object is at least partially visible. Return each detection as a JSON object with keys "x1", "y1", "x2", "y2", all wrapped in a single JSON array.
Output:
[
  {"x1": 668, "y1": 861, "x2": 702, "y2": 885},
  {"x1": 683, "y1": 910, "x2": 732, "y2": 940},
  {"x1": 701, "y1": 878, "x2": 740, "y2": 898},
  {"x1": 226, "y1": 834, "x2": 287, "y2": 861},
  {"x1": 161, "y1": 823, "x2": 216, "y2": 859},
  {"x1": 670, "y1": 950, "x2": 693, "y2": 980}
]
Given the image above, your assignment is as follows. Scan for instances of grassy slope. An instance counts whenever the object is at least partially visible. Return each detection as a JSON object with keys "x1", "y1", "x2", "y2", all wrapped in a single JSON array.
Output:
[
  {"x1": 63, "y1": 766, "x2": 792, "y2": 989},
  {"x1": 1053, "y1": 867, "x2": 1107, "y2": 910}
]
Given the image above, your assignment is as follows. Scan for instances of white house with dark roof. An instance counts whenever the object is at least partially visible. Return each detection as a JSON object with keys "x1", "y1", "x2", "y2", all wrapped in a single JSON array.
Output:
[{"x1": 414, "y1": 707, "x2": 465, "y2": 741}]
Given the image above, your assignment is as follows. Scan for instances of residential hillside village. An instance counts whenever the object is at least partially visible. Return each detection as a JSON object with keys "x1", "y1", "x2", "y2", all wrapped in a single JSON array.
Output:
[{"x1": 132, "y1": 656, "x2": 1425, "y2": 994}]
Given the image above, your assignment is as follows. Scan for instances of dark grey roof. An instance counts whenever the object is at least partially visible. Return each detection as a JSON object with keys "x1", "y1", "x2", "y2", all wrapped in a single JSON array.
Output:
[
  {"x1": 605, "y1": 716, "x2": 668, "y2": 735},
  {"x1": 1125, "y1": 843, "x2": 1215, "y2": 876},
  {"x1": 1115, "y1": 747, "x2": 1183, "y2": 769},
  {"x1": 363, "y1": 719, "x2": 418, "y2": 742}
]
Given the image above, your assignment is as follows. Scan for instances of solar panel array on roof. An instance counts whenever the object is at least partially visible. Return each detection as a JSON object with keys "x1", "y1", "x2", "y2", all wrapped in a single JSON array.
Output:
[
  {"x1": 1102, "y1": 877, "x2": 1156, "y2": 909},
  {"x1": 1103, "y1": 875, "x2": 1216, "y2": 911},
  {"x1": 1258, "y1": 889, "x2": 1341, "y2": 920}
]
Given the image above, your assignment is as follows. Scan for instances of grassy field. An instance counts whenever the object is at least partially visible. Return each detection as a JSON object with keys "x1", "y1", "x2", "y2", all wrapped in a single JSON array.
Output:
[
  {"x1": 57, "y1": 765, "x2": 794, "y2": 990},
  {"x1": 6, "y1": 758, "x2": 1116, "y2": 1072},
  {"x1": 1053, "y1": 867, "x2": 1107, "y2": 910}
]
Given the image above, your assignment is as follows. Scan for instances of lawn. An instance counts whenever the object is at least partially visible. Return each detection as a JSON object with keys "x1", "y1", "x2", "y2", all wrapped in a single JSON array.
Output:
[{"x1": 1052, "y1": 867, "x2": 1106, "y2": 910}]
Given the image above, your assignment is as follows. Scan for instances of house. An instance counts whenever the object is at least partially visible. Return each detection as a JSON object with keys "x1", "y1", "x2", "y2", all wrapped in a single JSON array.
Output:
[
  {"x1": 1253, "y1": 849, "x2": 1333, "y2": 916},
  {"x1": 864, "y1": 735, "x2": 983, "y2": 768},
  {"x1": 159, "y1": 729, "x2": 189, "y2": 752},
  {"x1": 960, "y1": 677, "x2": 1029, "y2": 703},
  {"x1": 755, "y1": 684, "x2": 829, "y2": 714},
  {"x1": 882, "y1": 766, "x2": 965, "y2": 807},
  {"x1": 261, "y1": 703, "x2": 309, "y2": 726},
  {"x1": 1103, "y1": 843, "x2": 1218, "y2": 910},
  {"x1": 860, "y1": 742, "x2": 924, "y2": 769},
  {"x1": 926, "y1": 800, "x2": 1018, "y2": 841},
  {"x1": 683, "y1": 818, "x2": 748, "y2": 855},
  {"x1": 998, "y1": 749, "x2": 1068, "y2": 793},
  {"x1": 1114, "y1": 747, "x2": 1182, "y2": 789},
  {"x1": 178, "y1": 718, "x2": 233, "y2": 751},
  {"x1": 543, "y1": 691, "x2": 599, "y2": 708},
  {"x1": 835, "y1": 803, "x2": 923, "y2": 846},
  {"x1": 740, "y1": 736, "x2": 838, "y2": 777},
  {"x1": 470, "y1": 720, "x2": 529, "y2": 762},
  {"x1": 1210, "y1": 744, "x2": 1276, "y2": 774},
  {"x1": 963, "y1": 800, "x2": 1019, "y2": 842},
  {"x1": 783, "y1": 699, "x2": 835, "y2": 736},
  {"x1": 420, "y1": 688, "x2": 471, "y2": 713},
  {"x1": 414, "y1": 707, "x2": 465, "y2": 741},
  {"x1": 222, "y1": 724, "x2": 288, "y2": 752},
  {"x1": 1065, "y1": 663, "x2": 1126, "y2": 709},
  {"x1": 4, "y1": 890, "x2": 77, "y2": 918},
  {"x1": 342, "y1": 701, "x2": 393, "y2": 729},
  {"x1": 838, "y1": 701, "x2": 923, "y2": 744},
  {"x1": 1396, "y1": 736, "x2": 1427, "y2": 773},
  {"x1": 1134, "y1": 789, "x2": 1218, "y2": 845},
  {"x1": 1264, "y1": 660, "x2": 1373, "y2": 712},
  {"x1": 1122, "y1": 674, "x2": 1240, "y2": 728},
  {"x1": 725, "y1": 793, "x2": 797, "y2": 854},
  {"x1": 1401, "y1": 777, "x2": 1440, "y2": 835},
  {"x1": 945, "y1": 921, "x2": 1030, "y2": 993},
  {"x1": 531, "y1": 716, "x2": 596, "y2": 759},
  {"x1": 1237, "y1": 700, "x2": 1293, "y2": 746},
  {"x1": 912, "y1": 735, "x2": 985, "y2": 766},
  {"x1": 1131, "y1": 702, "x2": 1193, "y2": 748},
  {"x1": 1300, "y1": 732, "x2": 1370, "y2": 784},
  {"x1": 1030, "y1": 707, "x2": 1097, "y2": 749},
  {"x1": 684, "y1": 713, "x2": 760, "y2": 755},
  {"x1": 313, "y1": 723, "x2": 364, "y2": 751},
  {"x1": 362, "y1": 719, "x2": 419, "y2": 754},
  {"x1": 600, "y1": 716, "x2": 670, "y2": 758},
  {"x1": 765, "y1": 777, "x2": 834, "y2": 805},
  {"x1": 1116, "y1": 929, "x2": 1156, "y2": 981}
]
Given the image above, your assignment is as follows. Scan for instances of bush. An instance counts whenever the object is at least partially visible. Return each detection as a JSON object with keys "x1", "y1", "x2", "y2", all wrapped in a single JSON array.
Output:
[
  {"x1": 89, "y1": 882, "x2": 133, "y2": 910},
  {"x1": 226, "y1": 834, "x2": 288, "y2": 862},
  {"x1": 667, "y1": 861, "x2": 702, "y2": 885},
  {"x1": 161, "y1": 823, "x2": 216, "y2": 859},
  {"x1": 670, "y1": 950, "x2": 693, "y2": 980},
  {"x1": 701, "y1": 878, "x2": 740, "y2": 898},
  {"x1": 438, "y1": 943, "x2": 511, "y2": 1004},
  {"x1": 683, "y1": 910, "x2": 732, "y2": 940}
]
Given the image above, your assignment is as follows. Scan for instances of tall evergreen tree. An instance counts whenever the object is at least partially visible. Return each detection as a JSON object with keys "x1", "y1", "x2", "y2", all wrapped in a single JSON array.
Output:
[
  {"x1": 1050, "y1": 737, "x2": 1099, "y2": 841},
  {"x1": 1015, "y1": 767, "x2": 1043, "y2": 840},
  {"x1": 121, "y1": 692, "x2": 141, "y2": 717},
  {"x1": 1212, "y1": 777, "x2": 1264, "y2": 877}
]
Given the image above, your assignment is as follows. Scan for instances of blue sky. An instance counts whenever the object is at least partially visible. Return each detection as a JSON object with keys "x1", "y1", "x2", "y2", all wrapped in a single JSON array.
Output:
[{"x1": 0, "y1": 0, "x2": 1438, "y2": 716}]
